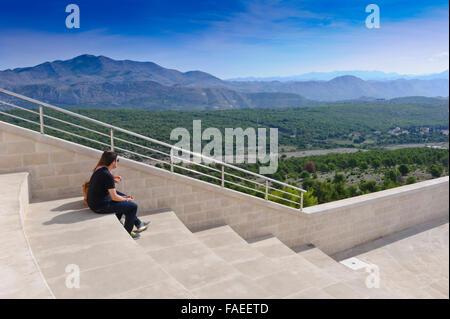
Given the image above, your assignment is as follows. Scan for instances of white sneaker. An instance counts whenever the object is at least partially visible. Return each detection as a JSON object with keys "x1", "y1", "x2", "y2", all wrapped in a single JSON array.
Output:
[
  {"x1": 130, "y1": 231, "x2": 141, "y2": 240},
  {"x1": 135, "y1": 221, "x2": 150, "y2": 233}
]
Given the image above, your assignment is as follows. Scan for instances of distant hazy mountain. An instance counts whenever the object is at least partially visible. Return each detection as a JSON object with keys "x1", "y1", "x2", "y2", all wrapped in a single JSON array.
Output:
[
  {"x1": 385, "y1": 96, "x2": 449, "y2": 104},
  {"x1": 228, "y1": 75, "x2": 449, "y2": 101},
  {"x1": 331, "y1": 96, "x2": 449, "y2": 105},
  {"x1": 7, "y1": 81, "x2": 316, "y2": 110},
  {"x1": 228, "y1": 70, "x2": 449, "y2": 81},
  {"x1": 0, "y1": 55, "x2": 448, "y2": 109}
]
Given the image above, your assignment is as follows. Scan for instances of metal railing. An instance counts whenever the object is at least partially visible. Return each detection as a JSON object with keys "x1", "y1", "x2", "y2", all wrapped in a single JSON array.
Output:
[{"x1": 0, "y1": 88, "x2": 306, "y2": 210}]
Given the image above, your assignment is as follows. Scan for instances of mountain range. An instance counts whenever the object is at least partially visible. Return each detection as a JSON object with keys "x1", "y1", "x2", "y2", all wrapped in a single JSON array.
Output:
[
  {"x1": 228, "y1": 70, "x2": 449, "y2": 82},
  {"x1": 227, "y1": 76, "x2": 449, "y2": 101},
  {"x1": 0, "y1": 54, "x2": 448, "y2": 110}
]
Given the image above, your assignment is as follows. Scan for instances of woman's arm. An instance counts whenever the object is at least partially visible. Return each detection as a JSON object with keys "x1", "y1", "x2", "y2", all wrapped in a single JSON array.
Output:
[
  {"x1": 108, "y1": 188, "x2": 130, "y2": 202},
  {"x1": 113, "y1": 175, "x2": 122, "y2": 183}
]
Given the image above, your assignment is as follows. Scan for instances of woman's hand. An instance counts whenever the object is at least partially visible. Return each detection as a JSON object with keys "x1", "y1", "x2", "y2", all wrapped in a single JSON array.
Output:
[{"x1": 114, "y1": 175, "x2": 122, "y2": 183}]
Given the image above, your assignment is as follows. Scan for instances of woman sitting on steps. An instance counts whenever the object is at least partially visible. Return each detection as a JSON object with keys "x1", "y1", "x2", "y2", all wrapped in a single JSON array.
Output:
[{"x1": 86, "y1": 150, "x2": 150, "y2": 239}]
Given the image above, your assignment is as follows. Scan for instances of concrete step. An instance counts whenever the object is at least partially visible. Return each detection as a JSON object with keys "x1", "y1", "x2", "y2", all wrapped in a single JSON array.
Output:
[
  {"x1": 0, "y1": 172, "x2": 53, "y2": 299},
  {"x1": 195, "y1": 226, "x2": 318, "y2": 298},
  {"x1": 194, "y1": 226, "x2": 393, "y2": 298},
  {"x1": 295, "y1": 246, "x2": 365, "y2": 284},
  {"x1": 136, "y1": 211, "x2": 273, "y2": 298},
  {"x1": 249, "y1": 236, "x2": 396, "y2": 298},
  {"x1": 24, "y1": 196, "x2": 191, "y2": 298},
  {"x1": 297, "y1": 247, "x2": 338, "y2": 269}
]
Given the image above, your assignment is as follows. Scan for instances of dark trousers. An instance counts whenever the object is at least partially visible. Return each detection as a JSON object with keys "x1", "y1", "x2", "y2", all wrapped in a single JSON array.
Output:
[
  {"x1": 115, "y1": 191, "x2": 142, "y2": 227},
  {"x1": 94, "y1": 191, "x2": 139, "y2": 233}
]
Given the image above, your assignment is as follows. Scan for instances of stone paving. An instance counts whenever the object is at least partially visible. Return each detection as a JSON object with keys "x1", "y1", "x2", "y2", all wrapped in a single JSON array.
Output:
[
  {"x1": 352, "y1": 222, "x2": 449, "y2": 298},
  {"x1": 0, "y1": 173, "x2": 53, "y2": 298}
]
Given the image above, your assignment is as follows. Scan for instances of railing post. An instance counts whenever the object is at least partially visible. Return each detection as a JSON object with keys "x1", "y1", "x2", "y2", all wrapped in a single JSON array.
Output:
[
  {"x1": 265, "y1": 180, "x2": 269, "y2": 200},
  {"x1": 170, "y1": 148, "x2": 174, "y2": 172},
  {"x1": 39, "y1": 106, "x2": 44, "y2": 134},
  {"x1": 221, "y1": 165, "x2": 225, "y2": 187},
  {"x1": 110, "y1": 128, "x2": 114, "y2": 151},
  {"x1": 300, "y1": 192, "x2": 304, "y2": 211}
]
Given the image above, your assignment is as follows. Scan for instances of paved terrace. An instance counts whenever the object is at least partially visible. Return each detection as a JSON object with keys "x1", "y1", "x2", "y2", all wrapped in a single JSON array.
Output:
[
  {"x1": 0, "y1": 172, "x2": 448, "y2": 298},
  {"x1": 333, "y1": 217, "x2": 449, "y2": 298}
]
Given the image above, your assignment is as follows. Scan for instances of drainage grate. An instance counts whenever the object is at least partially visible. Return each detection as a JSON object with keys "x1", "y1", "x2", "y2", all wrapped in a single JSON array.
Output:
[{"x1": 340, "y1": 257, "x2": 371, "y2": 270}]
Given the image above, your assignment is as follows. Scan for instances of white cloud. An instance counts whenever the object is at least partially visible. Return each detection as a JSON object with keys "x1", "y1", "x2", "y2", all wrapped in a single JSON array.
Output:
[{"x1": 428, "y1": 51, "x2": 449, "y2": 62}]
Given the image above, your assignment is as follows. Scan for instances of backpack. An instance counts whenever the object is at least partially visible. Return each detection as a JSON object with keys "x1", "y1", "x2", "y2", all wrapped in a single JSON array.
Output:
[{"x1": 82, "y1": 180, "x2": 89, "y2": 206}]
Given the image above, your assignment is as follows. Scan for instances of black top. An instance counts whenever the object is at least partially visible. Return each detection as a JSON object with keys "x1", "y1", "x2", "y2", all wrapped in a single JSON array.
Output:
[{"x1": 87, "y1": 167, "x2": 115, "y2": 210}]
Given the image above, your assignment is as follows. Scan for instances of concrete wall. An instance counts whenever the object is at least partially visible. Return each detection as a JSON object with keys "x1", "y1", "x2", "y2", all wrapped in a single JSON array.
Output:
[{"x1": 1, "y1": 121, "x2": 449, "y2": 255}]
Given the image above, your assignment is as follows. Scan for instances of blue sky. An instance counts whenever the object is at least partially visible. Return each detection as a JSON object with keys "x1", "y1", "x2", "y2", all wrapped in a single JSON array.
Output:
[{"x1": 0, "y1": 0, "x2": 448, "y2": 78}]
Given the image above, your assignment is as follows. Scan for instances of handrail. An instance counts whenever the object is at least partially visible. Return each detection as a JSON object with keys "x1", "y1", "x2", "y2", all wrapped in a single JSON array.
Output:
[{"x1": 0, "y1": 88, "x2": 306, "y2": 210}]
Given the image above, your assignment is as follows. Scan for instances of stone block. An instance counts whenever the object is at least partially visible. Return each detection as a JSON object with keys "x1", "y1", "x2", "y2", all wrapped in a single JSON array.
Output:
[
  {"x1": 3, "y1": 132, "x2": 28, "y2": 142},
  {"x1": 41, "y1": 175, "x2": 71, "y2": 189},
  {"x1": 183, "y1": 202, "x2": 202, "y2": 215},
  {"x1": 57, "y1": 186, "x2": 82, "y2": 197},
  {"x1": 157, "y1": 196, "x2": 175, "y2": 208},
  {"x1": 145, "y1": 177, "x2": 167, "y2": 188},
  {"x1": 175, "y1": 193, "x2": 198, "y2": 205},
  {"x1": 151, "y1": 186, "x2": 172, "y2": 198},
  {"x1": 186, "y1": 211, "x2": 207, "y2": 224},
  {"x1": 35, "y1": 142, "x2": 59, "y2": 152},
  {"x1": 0, "y1": 154, "x2": 23, "y2": 169},
  {"x1": 69, "y1": 173, "x2": 90, "y2": 186},
  {"x1": 36, "y1": 165, "x2": 56, "y2": 178},
  {"x1": 49, "y1": 151, "x2": 77, "y2": 164},
  {"x1": 0, "y1": 141, "x2": 35, "y2": 154},
  {"x1": 23, "y1": 153, "x2": 49, "y2": 166}
]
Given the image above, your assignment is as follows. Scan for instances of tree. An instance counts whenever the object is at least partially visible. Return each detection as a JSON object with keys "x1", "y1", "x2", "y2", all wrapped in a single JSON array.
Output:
[
  {"x1": 347, "y1": 185, "x2": 358, "y2": 197},
  {"x1": 303, "y1": 191, "x2": 319, "y2": 207},
  {"x1": 304, "y1": 161, "x2": 316, "y2": 173},
  {"x1": 383, "y1": 179, "x2": 399, "y2": 189},
  {"x1": 312, "y1": 181, "x2": 334, "y2": 204},
  {"x1": 406, "y1": 176, "x2": 416, "y2": 184},
  {"x1": 398, "y1": 164, "x2": 410, "y2": 176},
  {"x1": 371, "y1": 158, "x2": 381, "y2": 169},
  {"x1": 269, "y1": 187, "x2": 317, "y2": 208},
  {"x1": 359, "y1": 180, "x2": 378, "y2": 193},
  {"x1": 353, "y1": 136, "x2": 365, "y2": 144},
  {"x1": 443, "y1": 156, "x2": 449, "y2": 168},
  {"x1": 385, "y1": 169, "x2": 400, "y2": 183},
  {"x1": 347, "y1": 158, "x2": 357, "y2": 168},
  {"x1": 302, "y1": 178, "x2": 314, "y2": 189},
  {"x1": 359, "y1": 161, "x2": 368, "y2": 170},
  {"x1": 428, "y1": 165, "x2": 443, "y2": 178},
  {"x1": 382, "y1": 158, "x2": 394, "y2": 167},
  {"x1": 300, "y1": 171, "x2": 310, "y2": 179},
  {"x1": 333, "y1": 173, "x2": 346, "y2": 184}
]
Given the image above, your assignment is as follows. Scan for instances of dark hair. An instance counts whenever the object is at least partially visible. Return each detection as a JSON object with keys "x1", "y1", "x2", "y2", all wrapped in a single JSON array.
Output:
[{"x1": 94, "y1": 150, "x2": 118, "y2": 171}]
